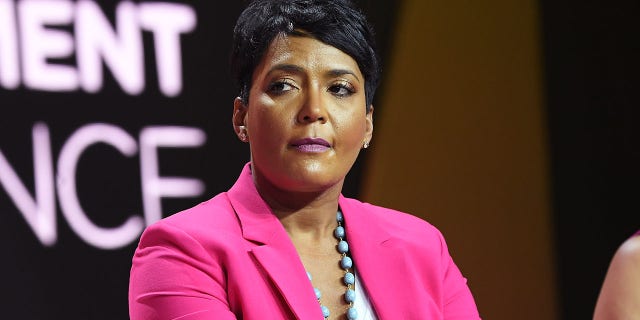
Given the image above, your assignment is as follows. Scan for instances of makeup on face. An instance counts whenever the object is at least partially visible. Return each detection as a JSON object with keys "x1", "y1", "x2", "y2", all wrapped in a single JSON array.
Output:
[{"x1": 290, "y1": 137, "x2": 331, "y2": 153}]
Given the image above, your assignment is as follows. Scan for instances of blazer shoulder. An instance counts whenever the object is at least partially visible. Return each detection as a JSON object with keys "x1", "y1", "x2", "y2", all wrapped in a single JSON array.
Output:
[
  {"x1": 342, "y1": 197, "x2": 445, "y2": 243},
  {"x1": 144, "y1": 192, "x2": 242, "y2": 243}
]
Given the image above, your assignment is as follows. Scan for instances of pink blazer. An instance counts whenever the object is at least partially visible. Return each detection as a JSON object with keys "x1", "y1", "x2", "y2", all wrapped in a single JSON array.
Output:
[{"x1": 129, "y1": 164, "x2": 480, "y2": 319}]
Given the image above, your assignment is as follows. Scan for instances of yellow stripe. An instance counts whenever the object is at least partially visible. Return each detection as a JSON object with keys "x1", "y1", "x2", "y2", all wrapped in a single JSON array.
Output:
[{"x1": 361, "y1": 1, "x2": 558, "y2": 318}]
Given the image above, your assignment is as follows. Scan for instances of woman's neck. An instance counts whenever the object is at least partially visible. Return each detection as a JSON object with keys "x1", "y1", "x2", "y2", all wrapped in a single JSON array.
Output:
[{"x1": 252, "y1": 169, "x2": 343, "y2": 239}]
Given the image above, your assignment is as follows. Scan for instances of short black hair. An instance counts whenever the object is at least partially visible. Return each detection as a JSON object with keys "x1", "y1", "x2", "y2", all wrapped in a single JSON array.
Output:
[{"x1": 230, "y1": 0, "x2": 380, "y2": 111}]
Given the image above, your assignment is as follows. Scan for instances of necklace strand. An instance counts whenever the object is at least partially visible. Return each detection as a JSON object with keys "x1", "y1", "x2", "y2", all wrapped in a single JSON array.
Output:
[{"x1": 307, "y1": 210, "x2": 357, "y2": 319}]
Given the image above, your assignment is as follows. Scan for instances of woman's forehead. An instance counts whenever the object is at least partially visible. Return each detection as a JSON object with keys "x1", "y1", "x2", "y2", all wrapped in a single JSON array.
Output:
[{"x1": 257, "y1": 35, "x2": 362, "y2": 77}]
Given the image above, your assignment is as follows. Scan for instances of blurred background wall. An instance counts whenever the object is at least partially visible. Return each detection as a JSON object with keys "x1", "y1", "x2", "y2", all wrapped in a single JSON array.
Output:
[
  {"x1": 0, "y1": 0, "x2": 637, "y2": 319},
  {"x1": 361, "y1": 1, "x2": 556, "y2": 319}
]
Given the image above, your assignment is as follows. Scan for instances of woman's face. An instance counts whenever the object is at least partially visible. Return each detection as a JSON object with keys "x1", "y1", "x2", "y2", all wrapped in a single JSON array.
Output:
[{"x1": 234, "y1": 35, "x2": 373, "y2": 194}]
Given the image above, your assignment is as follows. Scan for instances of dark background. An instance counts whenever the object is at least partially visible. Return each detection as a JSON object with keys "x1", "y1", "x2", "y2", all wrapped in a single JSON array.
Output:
[{"x1": 541, "y1": 0, "x2": 640, "y2": 319}]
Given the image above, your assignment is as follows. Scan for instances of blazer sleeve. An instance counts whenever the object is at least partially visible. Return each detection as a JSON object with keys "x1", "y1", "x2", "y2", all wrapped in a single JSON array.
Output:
[
  {"x1": 129, "y1": 221, "x2": 237, "y2": 320},
  {"x1": 438, "y1": 231, "x2": 482, "y2": 320}
]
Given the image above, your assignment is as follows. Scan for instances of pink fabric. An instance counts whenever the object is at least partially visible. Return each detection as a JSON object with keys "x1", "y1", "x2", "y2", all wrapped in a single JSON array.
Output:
[{"x1": 129, "y1": 163, "x2": 480, "y2": 319}]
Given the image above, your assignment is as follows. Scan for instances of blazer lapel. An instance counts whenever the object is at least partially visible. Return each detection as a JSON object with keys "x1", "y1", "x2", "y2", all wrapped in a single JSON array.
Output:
[
  {"x1": 249, "y1": 233, "x2": 322, "y2": 319},
  {"x1": 339, "y1": 196, "x2": 405, "y2": 319},
  {"x1": 227, "y1": 164, "x2": 322, "y2": 319}
]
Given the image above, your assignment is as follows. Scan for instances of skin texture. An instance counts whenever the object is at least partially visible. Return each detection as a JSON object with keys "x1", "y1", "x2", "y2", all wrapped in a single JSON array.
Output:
[
  {"x1": 232, "y1": 34, "x2": 373, "y2": 319},
  {"x1": 594, "y1": 235, "x2": 640, "y2": 320}
]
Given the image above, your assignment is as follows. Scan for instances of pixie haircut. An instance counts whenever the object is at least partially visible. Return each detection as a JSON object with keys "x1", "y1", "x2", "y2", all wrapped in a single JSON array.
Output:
[{"x1": 230, "y1": 0, "x2": 380, "y2": 111}]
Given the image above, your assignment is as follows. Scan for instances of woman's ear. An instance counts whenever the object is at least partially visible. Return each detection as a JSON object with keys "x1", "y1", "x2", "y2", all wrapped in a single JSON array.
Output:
[
  {"x1": 233, "y1": 97, "x2": 249, "y2": 142},
  {"x1": 364, "y1": 105, "x2": 374, "y2": 148}
]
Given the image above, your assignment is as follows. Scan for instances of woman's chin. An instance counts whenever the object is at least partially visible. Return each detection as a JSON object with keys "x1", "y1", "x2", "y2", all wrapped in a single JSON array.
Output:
[
  {"x1": 276, "y1": 163, "x2": 346, "y2": 193},
  {"x1": 284, "y1": 170, "x2": 343, "y2": 193},
  {"x1": 252, "y1": 156, "x2": 352, "y2": 194}
]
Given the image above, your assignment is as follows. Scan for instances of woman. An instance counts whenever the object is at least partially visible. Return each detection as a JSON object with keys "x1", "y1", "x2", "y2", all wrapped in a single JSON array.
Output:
[
  {"x1": 594, "y1": 231, "x2": 640, "y2": 319},
  {"x1": 128, "y1": 0, "x2": 480, "y2": 319}
]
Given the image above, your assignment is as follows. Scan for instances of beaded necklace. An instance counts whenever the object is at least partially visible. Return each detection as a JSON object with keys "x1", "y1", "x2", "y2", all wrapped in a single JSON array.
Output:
[{"x1": 306, "y1": 210, "x2": 357, "y2": 320}]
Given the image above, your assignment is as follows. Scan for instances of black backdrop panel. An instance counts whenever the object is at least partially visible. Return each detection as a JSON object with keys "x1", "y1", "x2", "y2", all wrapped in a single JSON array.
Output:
[
  {"x1": 0, "y1": 2, "x2": 246, "y2": 318},
  {"x1": 541, "y1": 0, "x2": 640, "y2": 318}
]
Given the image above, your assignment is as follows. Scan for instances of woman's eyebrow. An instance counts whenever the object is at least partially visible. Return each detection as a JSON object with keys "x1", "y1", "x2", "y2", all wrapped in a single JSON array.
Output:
[
  {"x1": 267, "y1": 63, "x2": 304, "y2": 75},
  {"x1": 268, "y1": 64, "x2": 360, "y2": 81},
  {"x1": 327, "y1": 69, "x2": 360, "y2": 82}
]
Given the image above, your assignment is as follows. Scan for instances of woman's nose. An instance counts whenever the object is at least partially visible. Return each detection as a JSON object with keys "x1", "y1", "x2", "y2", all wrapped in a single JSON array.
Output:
[{"x1": 297, "y1": 88, "x2": 327, "y2": 124}]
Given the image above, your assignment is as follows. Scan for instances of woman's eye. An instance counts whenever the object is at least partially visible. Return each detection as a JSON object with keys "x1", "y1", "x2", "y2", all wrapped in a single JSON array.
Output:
[
  {"x1": 268, "y1": 80, "x2": 296, "y2": 94},
  {"x1": 328, "y1": 83, "x2": 355, "y2": 97}
]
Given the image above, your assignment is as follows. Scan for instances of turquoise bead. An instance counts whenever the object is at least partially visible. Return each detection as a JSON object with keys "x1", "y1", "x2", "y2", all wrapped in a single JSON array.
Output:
[
  {"x1": 334, "y1": 226, "x2": 345, "y2": 238},
  {"x1": 337, "y1": 240, "x2": 349, "y2": 253},
  {"x1": 344, "y1": 272, "x2": 355, "y2": 285},
  {"x1": 347, "y1": 307, "x2": 358, "y2": 319},
  {"x1": 307, "y1": 210, "x2": 356, "y2": 319},
  {"x1": 321, "y1": 305, "x2": 330, "y2": 318},
  {"x1": 345, "y1": 289, "x2": 356, "y2": 303},
  {"x1": 341, "y1": 256, "x2": 353, "y2": 269}
]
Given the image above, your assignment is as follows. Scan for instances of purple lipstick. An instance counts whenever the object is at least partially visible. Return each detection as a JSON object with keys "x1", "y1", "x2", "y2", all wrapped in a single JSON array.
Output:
[{"x1": 290, "y1": 138, "x2": 331, "y2": 152}]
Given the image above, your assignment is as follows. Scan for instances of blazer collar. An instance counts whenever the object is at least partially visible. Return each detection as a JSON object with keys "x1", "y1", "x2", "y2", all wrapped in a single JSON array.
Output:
[
  {"x1": 227, "y1": 163, "x2": 278, "y2": 244},
  {"x1": 227, "y1": 163, "x2": 322, "y2": 319},
  {"x1": 339, "y1": 196, "x2": 402, "y2": 319}
]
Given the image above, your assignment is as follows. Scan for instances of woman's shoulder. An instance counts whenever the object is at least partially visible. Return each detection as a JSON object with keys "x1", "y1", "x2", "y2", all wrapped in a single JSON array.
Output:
[
  {"x1": 615, "y1": 233, "x2": 640, "y2": 266},
  {"x1": 607, "y1": 233, "x2": 640, "y2": 276},
  {"x1": 594, "y1": 232, "x2": 640, "y2": 319}
]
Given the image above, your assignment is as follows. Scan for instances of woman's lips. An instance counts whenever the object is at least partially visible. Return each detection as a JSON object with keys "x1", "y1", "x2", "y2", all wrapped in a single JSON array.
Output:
[{"x1": 290, "y1": 138, "x2": 331, "y2": 152}]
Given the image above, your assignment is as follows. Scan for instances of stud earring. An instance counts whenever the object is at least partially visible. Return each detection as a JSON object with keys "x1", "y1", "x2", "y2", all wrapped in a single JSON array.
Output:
[
  {"x1": 238, "y1": 126, "x2": 248, "y2": 142},
  {"x1": 363, "y1": 141, "x2": 369, "y2": 149}
]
